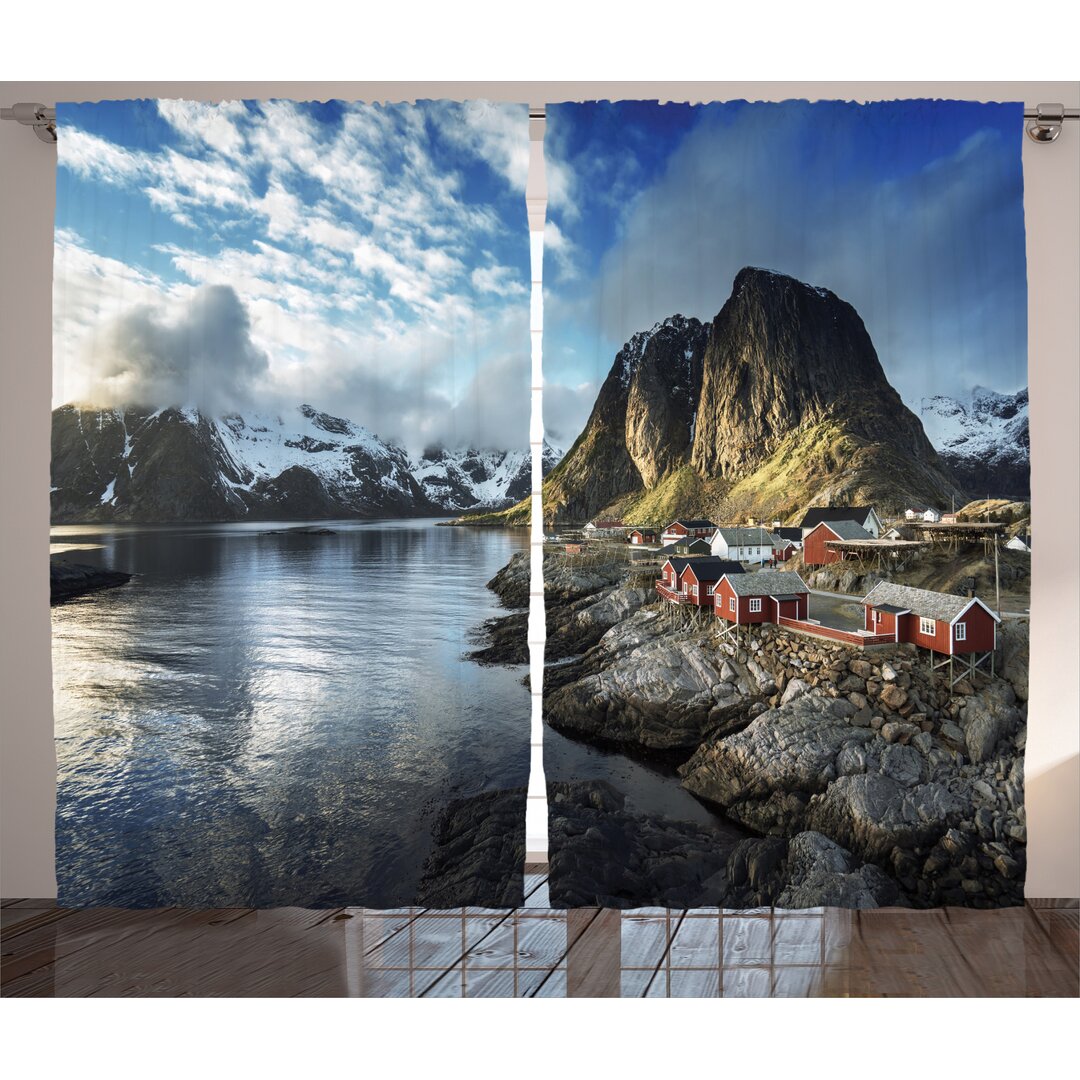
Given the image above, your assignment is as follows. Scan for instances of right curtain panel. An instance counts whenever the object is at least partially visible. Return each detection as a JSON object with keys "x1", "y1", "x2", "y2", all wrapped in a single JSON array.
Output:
[{"x1": 541, "y1": 100, "x2": 1029, "y2": 909}]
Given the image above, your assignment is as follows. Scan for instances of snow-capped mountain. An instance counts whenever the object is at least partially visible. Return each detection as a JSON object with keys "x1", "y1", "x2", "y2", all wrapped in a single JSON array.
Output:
[
  {"x1": 412, "y1": 442, "x2": 562, "y2": 513},
  {"x1": 50, "y1": 402, "x2": 558, "y2": 523},
  {"x1": 920, "y1": 386, "x2": 1029, "y2": 498}
]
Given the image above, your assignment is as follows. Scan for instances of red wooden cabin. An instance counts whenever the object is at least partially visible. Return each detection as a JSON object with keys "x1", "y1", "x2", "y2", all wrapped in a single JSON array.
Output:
[
  {"x1": 628, "y1": 528, "x2": 657, "y2": 545},
  {"x1": 713, "y1": 570, "x2": 810, "y2": 625},
  {"x1": 802, "y1": 519, "x2": 872, "y2": 567},
  {"x1": 862, "y1": 581, "x2": 999, "y2": 655},
  {"x1": 657, "y1": 556, "x2": 742, "y2": 605},
  {"x1": 660, "y1": 519, "x2": 717, "y2": 544}
]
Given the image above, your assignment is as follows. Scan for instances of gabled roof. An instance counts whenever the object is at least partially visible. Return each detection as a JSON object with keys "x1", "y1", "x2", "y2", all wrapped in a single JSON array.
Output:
[
  {"x1": 862, "y1": 581, "x2": 1000, "y2": 623},
  {"x1": 720, "y1": 569, "x2": 809, "y2": 596},
  {"x1": 678, "y1": 557, "x2": 745, "y2": 581},
  {"x1": 799, "y1": 506, "x2": 876, "y2": 530},
  {"x1": 772, "y1": 527, "x2": 802, "y2": 542},
  {"x1": 812, "y1": 519, "x2": 873, "y2": 541},
  {"x1": 714, "y1": 526, "x2": 774, "y2": 545},
  {"x1": 665, "y1": 519, "x2": 717, "y2": 530}
]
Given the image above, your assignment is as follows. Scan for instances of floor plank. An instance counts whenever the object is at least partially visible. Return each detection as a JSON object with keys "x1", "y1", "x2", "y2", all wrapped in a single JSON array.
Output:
[{"x1": 2, "y1": 891, "x2": 1076, "y2": 998}]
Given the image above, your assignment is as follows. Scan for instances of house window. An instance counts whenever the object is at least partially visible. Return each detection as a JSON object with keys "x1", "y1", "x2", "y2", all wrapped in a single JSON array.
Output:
[
  {"x1": 729, "y1": 597, "x2": 736, "y2": 612},
  {"x1": 706, "y1": 584, "x2": 715, "y2": 595},
  {"x1": 690, "y1": 585, "x2": 698, "y2": 597},
  {"x1": 919, "y1": 616, "x2": 935, "y2": 636},
  {"x1": 874, "y1": 610, "x2": 882, "y2": 624},
  {"x1": 749, "y1": 598, "x2": 762, "y2": 613},
  {"x1": 955, "y1": 622, "x2": 967, "y2": 642}
]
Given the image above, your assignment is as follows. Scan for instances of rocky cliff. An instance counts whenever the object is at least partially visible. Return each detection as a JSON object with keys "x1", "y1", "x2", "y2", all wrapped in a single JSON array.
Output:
[{"x1": 538, "y1": 268, "x2": 964, "y2": 524}]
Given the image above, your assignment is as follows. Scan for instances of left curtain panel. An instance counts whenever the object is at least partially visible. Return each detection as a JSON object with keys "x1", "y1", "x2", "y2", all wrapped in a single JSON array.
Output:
[{"x1": 51, "y1": 99, "x2": 531, "y2": 908}]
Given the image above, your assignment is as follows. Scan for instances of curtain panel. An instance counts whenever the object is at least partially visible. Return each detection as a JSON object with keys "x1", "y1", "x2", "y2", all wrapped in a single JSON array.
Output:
[
  {"x1": 540, "y1": 100, "x2": 1030, "y2": 909},
  {"x1": 50, "y1": 98, "x2": 531, "y2": 908}
]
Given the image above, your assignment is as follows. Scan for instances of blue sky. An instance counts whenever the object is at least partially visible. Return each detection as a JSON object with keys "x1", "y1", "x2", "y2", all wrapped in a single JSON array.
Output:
[
  {"x1": 541, "y1": 100, "x2": 1028, "y2": 448},
  {"x1": 53, "y1": 99, "x2": 530, "y2": 452}
]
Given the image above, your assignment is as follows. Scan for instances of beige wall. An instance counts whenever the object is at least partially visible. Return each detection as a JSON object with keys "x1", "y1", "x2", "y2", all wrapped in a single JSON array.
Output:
[{"x1": 2, "y1": 81, "x2": 1077, "y2": 899}]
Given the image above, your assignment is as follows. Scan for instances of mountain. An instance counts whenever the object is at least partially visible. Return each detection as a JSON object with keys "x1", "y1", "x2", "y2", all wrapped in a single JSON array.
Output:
[
  {"x1": 920, "y1": 387, "x2": 1029, "y2": 499},
  {"x1": 412, "y1": 442, "x2": 562, "y2": 513},
  {"x1": 537, "y1": 267, "x2": 965, "y2": 525},
  {"x1": 50, "y1": 403, "x2": 546, "y2": 523}
]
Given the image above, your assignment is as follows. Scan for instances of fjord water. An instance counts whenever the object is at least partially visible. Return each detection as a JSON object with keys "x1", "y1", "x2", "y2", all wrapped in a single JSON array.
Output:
[{"x1": 51, "y1": 519, "x2": 530, "y2": 908}]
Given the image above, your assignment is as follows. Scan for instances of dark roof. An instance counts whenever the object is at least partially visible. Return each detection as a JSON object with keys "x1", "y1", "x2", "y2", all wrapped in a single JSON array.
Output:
[
  {"x1": 771, "y1": 593, "x2": 802, "y2": 602},
  {"x1": 799, "y1": 506, "x2": 876, "y2": 530},
  {"x1": 664, "y1": 556, "x2": 744, "y2": 577},
  {"x1": 715, "y1": 526, "x2": 773, "y2": 545},
  {"x1": 772, "y1": 527, "x2": 802, "y2": 542},
  {"x1": 722, "y1": 570, "x2": 809, "y2": 596},
  {"x1": 681, "y1": 558, "x2": 744, "y2": 580},
  {"x1": 666, "y1": 519, "x2": 717, "y2": 530},
  {"x1": 875, "y1": 603, "x2": 909, "y2": 615}
]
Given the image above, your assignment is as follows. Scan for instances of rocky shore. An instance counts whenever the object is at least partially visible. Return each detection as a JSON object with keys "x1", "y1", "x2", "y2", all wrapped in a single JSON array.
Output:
[
  {"x1": 515, "y1": 552, "x2": 1030, "y2": 908},
  {"x1": 50, "y1": 559, "x2": 131, "y2": 603},
  {"x1": 549, "y1": 780, "x2": 897, "y2": 909},
  {"x1": 468, "y1": 551, "x2": 647, "y2": 667}
]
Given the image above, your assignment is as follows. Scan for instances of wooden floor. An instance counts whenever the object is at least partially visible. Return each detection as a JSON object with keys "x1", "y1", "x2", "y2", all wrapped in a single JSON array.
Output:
[{"x1": 3, "y1": 869, "x2": 1076, "y2": 997}]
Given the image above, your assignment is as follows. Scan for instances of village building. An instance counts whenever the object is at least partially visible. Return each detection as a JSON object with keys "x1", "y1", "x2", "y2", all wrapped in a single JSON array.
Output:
[
  {"x1": 799, "y1": 506, "x2": 882, "y2": 539},
  {"x1": 713, "y1": 570, "x2": 810, "y2": 629},
  {"x1": 656, "y1": 556, "x2": 743, "y2": 605},
  {"x1": 905, "y1": 506, "x2": 942, "y2": 522},
  {"x1": 770, "y1": 526, "x2": 803, "y2": 562},
  {"x1": 660, "y1": 519, "x2": 717, "y2": 544},
  {"x1": 802, "y1": 519, "x2": 874, "y2": 567},
  {"x1": 709, "y1": 525, "x2": 773, "y2": 563},
  {"x1": 583, "y1": 519, "x2": 624, "y2": 538},
  {"x1": 1005, "y1": 533, "x2": 1031, "y2": 553},
  {"x1": 627, "y1": 528, "x2": 658, "y2": 545},
  {"x1": 941, "y1": 512, "x2": 960, "y2": 524},
  {"x1": 861, "y1": 581, "x2": 1000, "y2": 680}
]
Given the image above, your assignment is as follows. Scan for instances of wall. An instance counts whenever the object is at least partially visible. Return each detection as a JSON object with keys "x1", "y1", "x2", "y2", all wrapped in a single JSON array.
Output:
[{"x1": 1, "y1": 80, "x2": 1076, "y2": 899}]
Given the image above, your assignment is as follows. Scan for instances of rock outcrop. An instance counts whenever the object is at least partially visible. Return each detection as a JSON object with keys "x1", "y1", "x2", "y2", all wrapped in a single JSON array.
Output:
[
  {"x1": 532, "y1": 268, "x2": 964, "y2": 524},
  {"x1": 50, "y1": 559, "x2": 131, "y2": 603},
  {"x1": 548, "y1": 781, "x2": 898, "y2": 909}
]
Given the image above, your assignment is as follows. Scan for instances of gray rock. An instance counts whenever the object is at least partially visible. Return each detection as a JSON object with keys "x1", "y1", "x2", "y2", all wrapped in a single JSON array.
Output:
[
  {"x1": 961, "y1": 683, "x2": 1021, "y2": 764},
  {"x1": 780, "y1": 677, "x2": 811, "y2": 706}
]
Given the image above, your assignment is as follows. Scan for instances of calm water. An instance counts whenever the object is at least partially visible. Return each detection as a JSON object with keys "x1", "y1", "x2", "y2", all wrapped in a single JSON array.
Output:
[{"x1": 51, "y1": 519, "x2": 530, "y2": 908}]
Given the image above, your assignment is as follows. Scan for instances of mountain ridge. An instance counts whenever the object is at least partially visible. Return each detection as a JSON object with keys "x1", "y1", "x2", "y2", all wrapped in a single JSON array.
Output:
[{"x1": 50, "y1": 403, "x2": 557, "y2": 523}]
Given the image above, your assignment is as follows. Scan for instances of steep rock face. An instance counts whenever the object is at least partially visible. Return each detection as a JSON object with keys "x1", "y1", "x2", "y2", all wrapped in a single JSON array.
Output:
[
  {"x1": 540, "y1": 316, "x2": 707, "y2": 521},
  {"x1": 920, "y1": 386, "x2": 1029, "y2": 498},
  {"x1": 540, "y1": 268, "x2": 964, "y2": 523},
  {"x1": 692, "y1": 268, "x2": 938, "y2": 478}
]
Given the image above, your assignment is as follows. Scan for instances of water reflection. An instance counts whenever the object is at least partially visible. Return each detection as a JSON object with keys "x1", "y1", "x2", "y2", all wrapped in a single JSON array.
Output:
[{"x1": 52, "y1": 520, "x2": 530, "y2": 908}]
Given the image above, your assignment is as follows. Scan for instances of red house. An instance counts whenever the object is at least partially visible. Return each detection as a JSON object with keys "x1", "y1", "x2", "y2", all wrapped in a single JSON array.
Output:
[
  {"x1": 713, "y1": 570, "x2": 810, "y2": 626},
  {"x1": 862, "y1": 581, "x2": 999, "y2": 655},
  {"x1": 660, "y1": 519, "x2": 717, "y2": 544},
  {"x1": 657, "y1": 556, "x2": 742, "y2": 605},
  {"x1": 628, "y1": 528, "x2": 657, "y2": 545},
  {"x1": 802, "y1": 519, "x2": 872, "y2": 567}
]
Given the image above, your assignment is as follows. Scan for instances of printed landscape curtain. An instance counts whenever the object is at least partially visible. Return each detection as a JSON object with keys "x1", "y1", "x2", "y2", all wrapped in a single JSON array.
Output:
[
  {"x1": 541, "y1": 100, "x2": 1030, "y2": 909},
  {"x1": 51, "y1": 98, "x2": 531, "y2": 908}
]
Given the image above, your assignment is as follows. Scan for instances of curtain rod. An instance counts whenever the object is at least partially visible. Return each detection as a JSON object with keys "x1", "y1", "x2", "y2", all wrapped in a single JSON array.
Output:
[{"x1": 4, "y1": 101, "x2": 1079, "y2": 144}]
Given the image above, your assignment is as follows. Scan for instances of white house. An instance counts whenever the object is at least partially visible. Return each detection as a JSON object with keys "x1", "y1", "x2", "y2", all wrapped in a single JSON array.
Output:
[
  {"x1": 799, "y1": 506, "x2": 883, "y2": 539},
  {"x1": 710, "y1": 526, "x2": 773, "y2": 563},
  {"x1": 904, "y1": 506, "x2": 941, "y2": 522}
]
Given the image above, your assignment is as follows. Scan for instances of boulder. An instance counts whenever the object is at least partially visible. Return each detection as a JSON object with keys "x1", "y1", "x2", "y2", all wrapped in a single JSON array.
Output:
[{"x1": 961, "y1": 683, "x2": 1021, "y2": 765}]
